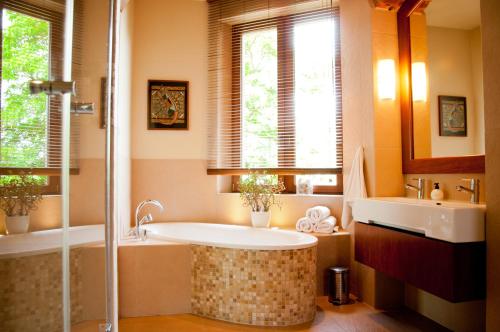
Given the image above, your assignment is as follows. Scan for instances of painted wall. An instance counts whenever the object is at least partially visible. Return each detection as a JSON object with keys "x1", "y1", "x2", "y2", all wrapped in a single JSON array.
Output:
[
  {"x1": 427, "y1": 26, "x2": 484, "y2": 157},
  {"x1": 116, "y1": 0, "x2": 134, "y2": 237},
  {"x1": 481, "y1": 0, "x2": 500, "y2": 330},
  {"x1": 128, "y1": 0, "x2": 369, "y2": 230}
]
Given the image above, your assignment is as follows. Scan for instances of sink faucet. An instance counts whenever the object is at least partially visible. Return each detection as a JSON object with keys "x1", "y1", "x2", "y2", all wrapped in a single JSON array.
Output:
[
  {"x1": 456, "y1": 179, "x2": 480, "y2": 204},
  {"x1": 405, "y1": 178, "x2": 425, "y2": 199},
  {"x1": 130, "y1": 199, "x2": 164, "y2": 240}
]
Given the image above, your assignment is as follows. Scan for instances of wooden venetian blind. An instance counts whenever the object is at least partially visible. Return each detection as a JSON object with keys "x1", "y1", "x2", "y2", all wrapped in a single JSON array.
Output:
[
  {"x1": 207, "y1": 0, "x2": 343, "y2": 175},
  {"x1": 0, "y1": 0, "x2": 81, "y2": 175}
]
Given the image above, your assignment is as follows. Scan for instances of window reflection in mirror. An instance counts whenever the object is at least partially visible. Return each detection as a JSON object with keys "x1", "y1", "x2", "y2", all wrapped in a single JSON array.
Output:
[{"x1": 410, "y1": 0, "x2": 484, "y2": 159}]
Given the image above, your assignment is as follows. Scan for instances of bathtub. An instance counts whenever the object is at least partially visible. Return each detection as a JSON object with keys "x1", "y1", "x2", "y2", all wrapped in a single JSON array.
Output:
[
  {"x1": 143, "y1": 222, "x2": 317, "y2": 250},
  {"x1": 0, "y1": 224, "x2": 104, "y2": 331},
  {"x1": 144, "y1": 222, "x2": 318, "y2": 327},
  {"x1": 0, "y1": 224, "x2": 104, "y2": 259},
  {"x1": 1, "y1": 222, "x2": 318, "y2": 328}
]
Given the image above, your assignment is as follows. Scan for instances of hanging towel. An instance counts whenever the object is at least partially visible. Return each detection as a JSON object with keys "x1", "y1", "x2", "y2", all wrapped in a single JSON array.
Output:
[
  {"x1": 296, "y1": 217, "x2": 315, "y2": 233},
  {"x1": 341, "y1": 146, "x2": 367, "y2": 229},
  {"x1": 314, "y1": 216, "x2": 338, "y2": 234},
  {"x1": 306, "y1": 206, "x2": 331, "y2": 223}
]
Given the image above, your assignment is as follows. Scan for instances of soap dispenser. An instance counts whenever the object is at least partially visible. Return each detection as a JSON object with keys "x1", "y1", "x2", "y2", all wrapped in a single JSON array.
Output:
[{"x1": 431, "y1": 182, "x2": 444, "y2": 201}]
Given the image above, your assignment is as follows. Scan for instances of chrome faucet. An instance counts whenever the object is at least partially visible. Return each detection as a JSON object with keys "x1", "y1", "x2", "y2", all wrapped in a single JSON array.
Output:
[
  {"x1": 406, "y1": 178, "x2": 425, "y2": 199},
  {"x1": 130, "y1": 199, "x2": 164, "y2": 240},
  {"x1": 456, "y1": 179, "x2": 480, "y2": 204}
]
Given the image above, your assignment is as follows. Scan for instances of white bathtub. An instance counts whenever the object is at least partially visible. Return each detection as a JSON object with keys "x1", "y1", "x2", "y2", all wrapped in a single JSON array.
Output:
[
  {"x1": 0, "y1": 224, "x2": 104, "y2": 259},
  {"x1": 144, "y1": 222, "x2": 317, "y2": 250}
]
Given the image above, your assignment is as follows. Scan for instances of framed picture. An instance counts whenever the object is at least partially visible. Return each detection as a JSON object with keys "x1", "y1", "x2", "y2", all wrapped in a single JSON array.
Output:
[
  {"x1": 438, "y1": 95, "x2": 467, "y2": 137},
  {"x1": 148, "y1": 80, "x2": 189, "y2": 130}
]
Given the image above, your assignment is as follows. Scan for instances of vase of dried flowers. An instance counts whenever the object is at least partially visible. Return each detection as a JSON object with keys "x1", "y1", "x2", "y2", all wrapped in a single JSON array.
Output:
[
  {"x1": 238, "y1": 173, "x2": 285, "y2": 228},
  {"x1": 0, "y1": 175, "x2": 43, "y2": 235}
]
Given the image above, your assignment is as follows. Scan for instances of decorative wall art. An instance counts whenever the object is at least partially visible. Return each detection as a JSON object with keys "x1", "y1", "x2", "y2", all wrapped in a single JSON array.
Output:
[
  {"x1": 148, "y1": 80, "x2": 189, "y2": 130},
  {"x1": 438, "y1": 95, "x2": 467, "y2": 137}
]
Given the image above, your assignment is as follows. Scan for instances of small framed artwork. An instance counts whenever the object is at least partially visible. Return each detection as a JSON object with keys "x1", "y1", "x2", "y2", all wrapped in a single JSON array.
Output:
[
  {"x1": 438, "y1": 95, "x2": 467, "y2": 137},
  {"x1": 148, "y1": 80, "x2": 189, "y2": 130}
]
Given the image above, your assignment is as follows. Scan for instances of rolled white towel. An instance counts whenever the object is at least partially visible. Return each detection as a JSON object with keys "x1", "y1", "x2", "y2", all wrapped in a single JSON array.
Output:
[
  {"x1": 306, "y1": 206, "x2": 331, "y2": 223},
  {"x1": 314, "y1": 216, "x2": 338, "y2": 234},
  {"x1": 296, "y1": 217, "x2": 315, "y2": 233}
]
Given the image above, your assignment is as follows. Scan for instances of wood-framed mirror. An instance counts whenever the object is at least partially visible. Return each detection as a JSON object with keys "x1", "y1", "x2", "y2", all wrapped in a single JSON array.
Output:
[{"x1": 397, "y1": 0, "x2": 485, "y2": 173}]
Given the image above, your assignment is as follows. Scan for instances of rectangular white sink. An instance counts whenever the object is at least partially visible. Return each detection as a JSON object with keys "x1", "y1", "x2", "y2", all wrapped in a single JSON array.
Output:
[{"x1": 352, "y1": 197, "x2": 485, "y2": 243}]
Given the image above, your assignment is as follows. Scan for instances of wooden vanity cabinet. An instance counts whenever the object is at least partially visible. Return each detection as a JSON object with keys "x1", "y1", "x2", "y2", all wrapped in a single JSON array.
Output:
[{"x1": 354, "y1": 222, "x2": 485, "y2": 302}]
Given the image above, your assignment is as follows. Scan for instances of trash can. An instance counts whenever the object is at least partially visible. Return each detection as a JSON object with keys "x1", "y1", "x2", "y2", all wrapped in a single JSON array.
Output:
[{"x1": 328, "y1": 266, "x2": 350, "y2": 305}]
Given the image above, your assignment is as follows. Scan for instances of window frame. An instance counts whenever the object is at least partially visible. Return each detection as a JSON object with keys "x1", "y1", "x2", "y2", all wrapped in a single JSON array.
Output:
[
  {"x1": 230, "y1": 8, "x2": 343, "y2": 194},
  {"x1": 0, "y1": 0, "x2": 66, "y2": 194}
]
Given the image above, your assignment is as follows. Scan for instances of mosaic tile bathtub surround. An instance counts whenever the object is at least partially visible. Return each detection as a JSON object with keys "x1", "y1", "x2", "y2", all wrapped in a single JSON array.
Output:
[
  {"x1": 191, "y1": 245, "x2": 317, "y2": 326},
  {"x1": 0, "y1": 249, "x2": 83, "y2": 332}
]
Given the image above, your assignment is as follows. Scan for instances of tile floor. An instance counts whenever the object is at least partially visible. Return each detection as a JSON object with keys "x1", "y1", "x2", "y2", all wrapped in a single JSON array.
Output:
[{"x1": 72, "y1": 297, "x2": 450, "y2": 332}]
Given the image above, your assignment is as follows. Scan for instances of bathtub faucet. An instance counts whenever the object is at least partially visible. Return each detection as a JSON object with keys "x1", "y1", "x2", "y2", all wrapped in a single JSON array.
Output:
[{"x1": 131, "y1": 199, "x2": 164, "y2": 240}]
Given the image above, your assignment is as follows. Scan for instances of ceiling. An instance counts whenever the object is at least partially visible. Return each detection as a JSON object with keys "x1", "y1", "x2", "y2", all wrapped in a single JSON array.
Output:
[{"x1": 425, "y1": 0, "x2": 481, "y2": 30}]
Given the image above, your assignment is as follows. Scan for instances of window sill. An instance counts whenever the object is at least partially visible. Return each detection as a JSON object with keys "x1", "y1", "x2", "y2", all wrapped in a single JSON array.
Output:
[{"x1": 217, "y1": 192, "x2": 343, "y2": 198}]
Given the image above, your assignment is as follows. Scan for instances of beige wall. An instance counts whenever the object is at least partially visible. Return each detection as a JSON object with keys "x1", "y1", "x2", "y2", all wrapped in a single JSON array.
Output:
[
  {"x1": 471, "y1": 27, "x2": 485, "y2": 155},
  {"x1": 116, "y1": 0, "x2": 134, "y2": 237},
  {"x1": 481, "y1": 0, "x2": 500, "y2": 330},
  {"x1": 131, "y1": 0, "x2": 208, "y2": 160},
  {"x1": 128, "y1": 0, "x2": 362, "y2": 230},
  {"x1": 427, "y1": 26, "x2": 483, "y2": 157}
]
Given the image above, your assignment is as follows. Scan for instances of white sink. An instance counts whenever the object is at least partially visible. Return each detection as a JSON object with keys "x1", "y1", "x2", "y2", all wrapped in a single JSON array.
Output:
[{"x1": 352, "y1": 197, "x2": 485, "y2": 243}]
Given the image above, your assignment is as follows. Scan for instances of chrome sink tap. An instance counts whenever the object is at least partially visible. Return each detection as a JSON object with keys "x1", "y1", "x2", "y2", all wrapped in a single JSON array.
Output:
[
  {"x1": 456, "y1": 179, "x2": 480, "y2": 204},
  {"x1": 130, "y1": 199, "x2": 164, "y2": 240},
  {"x1": 405, "y1": 178, "x2": 425, "y2": 199}
]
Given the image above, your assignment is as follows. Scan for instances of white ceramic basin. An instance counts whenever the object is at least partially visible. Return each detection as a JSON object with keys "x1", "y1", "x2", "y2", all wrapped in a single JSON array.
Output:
[{"x1": 352, "y1": 197, "x2": 485, "y2": 243}]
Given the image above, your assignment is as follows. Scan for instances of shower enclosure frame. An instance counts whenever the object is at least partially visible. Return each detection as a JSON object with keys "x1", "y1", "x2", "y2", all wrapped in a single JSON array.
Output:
[{"x1": 61, "y1": 0, "x2": 120, "y2": 330}]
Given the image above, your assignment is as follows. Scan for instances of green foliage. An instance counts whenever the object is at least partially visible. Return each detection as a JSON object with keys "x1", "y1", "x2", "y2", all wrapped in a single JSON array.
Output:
[
  {"x1": 238, "y1": 172, "x2": 285, "y2": 212},
  {"x1": 0, "y1": 175, "x2": 44, "y2": 216},
  {"x1": 1, "y1": 10, "x2": 50, "y2": 169},
  {"x1": 242, "y1": 29, "x2": 278, "y2": 168}
]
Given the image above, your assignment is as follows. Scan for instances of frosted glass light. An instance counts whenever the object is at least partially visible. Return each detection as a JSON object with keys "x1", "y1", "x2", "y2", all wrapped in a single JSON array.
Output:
[
  {"x1": 377, "y1": 59, "x2": 396, "y2": 100},
  {"x1": 412, "y1": 62, "x2": 427, "y2": 102}
]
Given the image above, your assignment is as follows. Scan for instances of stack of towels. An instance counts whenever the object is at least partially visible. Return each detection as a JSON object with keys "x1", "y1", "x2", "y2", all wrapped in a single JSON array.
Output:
[{"x1": 296, "y1": 206, "x2": 339, "y2": 234}]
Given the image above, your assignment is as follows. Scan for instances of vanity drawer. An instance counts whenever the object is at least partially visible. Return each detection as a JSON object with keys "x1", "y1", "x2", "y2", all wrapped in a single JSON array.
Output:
[{"x1": 354, "y1": 222, "x2": 485, "y2": 302}]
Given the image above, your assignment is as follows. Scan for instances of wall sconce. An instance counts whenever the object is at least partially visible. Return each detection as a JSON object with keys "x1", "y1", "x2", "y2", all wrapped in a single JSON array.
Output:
[
  {"x1": 412, "y1": 62, "x2": 427, "y2": 102},
  {"x1": 377, "y1": 59, "x2": 396, "y2": 100}
]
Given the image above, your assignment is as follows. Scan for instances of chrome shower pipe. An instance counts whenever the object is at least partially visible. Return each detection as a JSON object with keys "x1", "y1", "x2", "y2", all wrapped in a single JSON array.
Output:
[
  {"x1": 104, "y1": 0, "x2": 120, "y2": 330},
  {"x1": 61, "y1": 0, "x2": 75, "y2": 331}
]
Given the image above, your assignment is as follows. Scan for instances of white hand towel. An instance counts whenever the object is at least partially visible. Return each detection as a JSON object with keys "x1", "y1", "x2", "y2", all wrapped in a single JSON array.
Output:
[
  {"x1": 306, "y1": 206, "x2": 331, "y2": 223},
  {"x1": 341, "y1": 146, "x2": 367, "y2": 229},
  {"x1": 296, "y1": 217, "x2": 315, "y2": 233},
  {"x1": 314, "y1": 216, "x2": 338, "y2": 234}
]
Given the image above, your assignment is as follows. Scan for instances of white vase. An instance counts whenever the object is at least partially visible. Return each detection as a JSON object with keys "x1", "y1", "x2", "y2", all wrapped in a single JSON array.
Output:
[
  {"x1": 5, "y1": 215, "x2": 30, "y2": 235},
  {"x1": 251, "y1": 211, "x2": 271, "y2": 228}
]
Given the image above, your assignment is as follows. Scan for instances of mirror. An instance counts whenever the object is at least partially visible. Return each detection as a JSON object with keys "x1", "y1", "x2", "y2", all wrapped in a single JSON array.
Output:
[{"x1": 410, "y1": 0, "x2": 484, "y2": 159}]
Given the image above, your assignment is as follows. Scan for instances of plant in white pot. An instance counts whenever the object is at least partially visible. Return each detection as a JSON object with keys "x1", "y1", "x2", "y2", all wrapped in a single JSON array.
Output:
[
  {"x1": 0, "y1": 175, "x2": 43, "y2": 234},
  {"x1": 238, "y1": 173, "x2": 285, "y2": 228}
]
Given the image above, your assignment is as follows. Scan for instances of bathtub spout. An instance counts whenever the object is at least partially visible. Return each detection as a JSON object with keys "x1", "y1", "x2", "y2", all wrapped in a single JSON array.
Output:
[{"x1": 132, "y1": 200, "x2": 164, "y2": 240}]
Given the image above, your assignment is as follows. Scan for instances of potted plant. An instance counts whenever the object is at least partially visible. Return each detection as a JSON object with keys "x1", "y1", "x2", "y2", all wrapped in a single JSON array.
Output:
[
  {"x1": 0, "y1": 175, "x2": 43, "y2": 234},
  {"x1": 238, "y1": 173, "x2": 285, "y2": 228}
]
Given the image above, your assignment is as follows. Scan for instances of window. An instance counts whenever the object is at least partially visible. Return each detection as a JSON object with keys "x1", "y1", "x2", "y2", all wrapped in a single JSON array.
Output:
[
  {"x1": 207, "y1": 2, "x2": 342, "y2": 194},
  {"x1": 0, "y1": 1, "x2": 65, "y2": 193}
]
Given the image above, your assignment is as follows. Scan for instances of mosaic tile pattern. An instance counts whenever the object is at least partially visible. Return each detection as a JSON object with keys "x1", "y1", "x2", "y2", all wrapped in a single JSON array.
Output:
[
  {"x1": 191, "y1": 245, "x2": 317, "y2": 326},
  {"x1": 0, "y1": 248, "x2": 84, "y2": 332}
]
